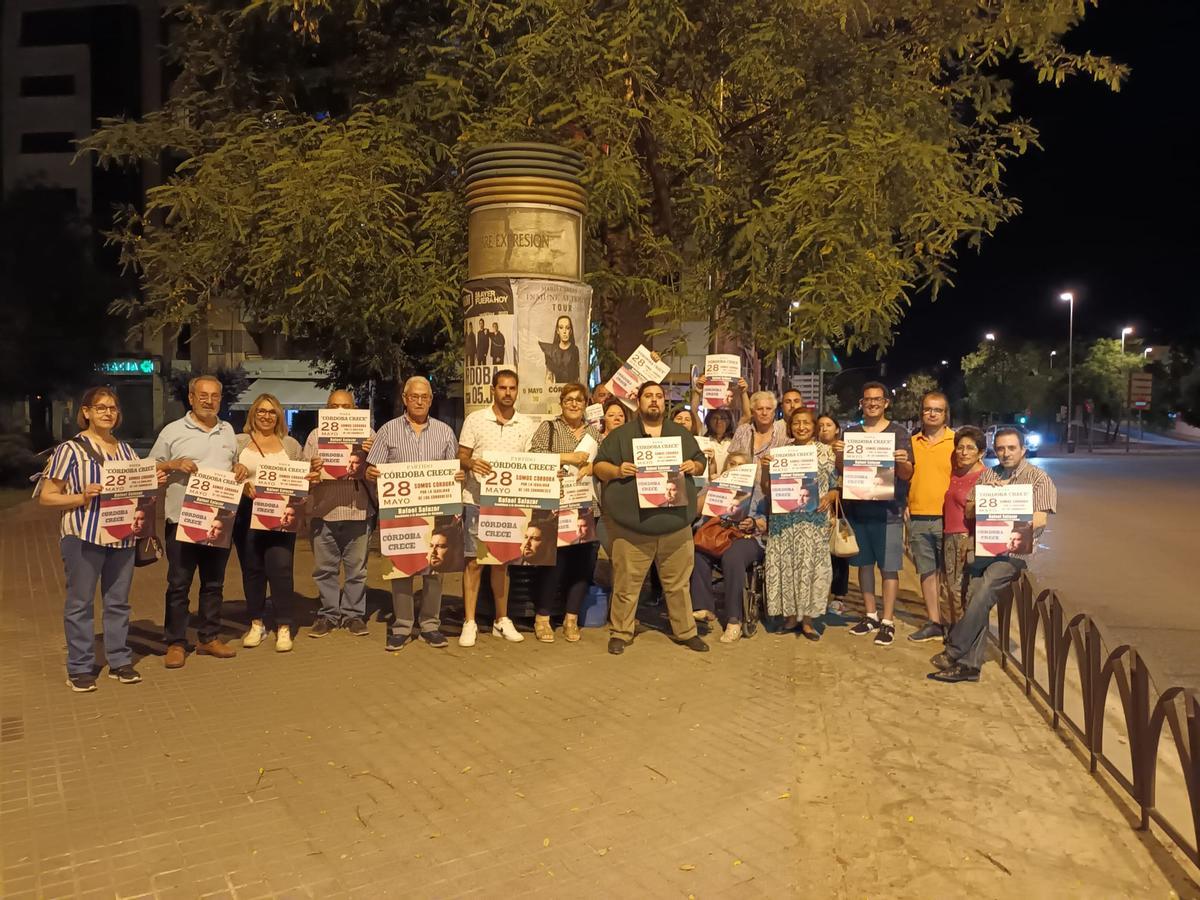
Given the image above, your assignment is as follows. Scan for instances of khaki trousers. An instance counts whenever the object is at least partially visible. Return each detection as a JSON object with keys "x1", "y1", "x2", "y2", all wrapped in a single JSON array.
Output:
[{"x1": 606, "y1": 518, "x2": 698, "y2": 642}]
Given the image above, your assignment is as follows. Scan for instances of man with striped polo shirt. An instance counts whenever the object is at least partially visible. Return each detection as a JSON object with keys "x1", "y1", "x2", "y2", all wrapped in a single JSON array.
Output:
[
  {"x1": 457, "y1": 369, "x2": 538, "y2": 647},
  {"x1": 366, "y1": 376, "x2": 460, "y2": 650},
  {"x1": 929, "y1": 427, "x2": 1057, "y2": 683},
  {"x1": 303, "y1": 390, "x2": 376, "y2": 637},
  {"x1": 907, "y1": 390, "x2": 955, "y2": 643}
]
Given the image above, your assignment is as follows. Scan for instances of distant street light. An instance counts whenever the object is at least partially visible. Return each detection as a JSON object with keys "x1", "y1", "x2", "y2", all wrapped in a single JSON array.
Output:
[
  {"x1": 985, "y1": 332, "x2": 996, "y2": 342},
  {"x1": 1060, "y1": 292, "x2": 1075, "y2": 452},
  {"x1": 1050, "y1": 349, "x2": 1057, "y2": 369},
  {"x1": 1143, "y1": 347, "x2": 1152, "y2": 359},
  {"x1": 1121, "y1": 326, "x2": 1133, "y2": 352},
  {"x1": 940, "y1": 359, "x2": 948, "y2": 366}
]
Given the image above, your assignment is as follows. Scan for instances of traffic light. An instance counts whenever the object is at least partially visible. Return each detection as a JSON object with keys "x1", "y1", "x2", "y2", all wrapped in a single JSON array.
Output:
[{"x1": 1017, "y1": 415, "x2": 1028, "y2": 425}]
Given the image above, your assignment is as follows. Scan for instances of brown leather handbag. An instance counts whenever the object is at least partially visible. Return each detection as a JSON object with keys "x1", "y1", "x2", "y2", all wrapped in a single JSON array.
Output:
[{"x1": 694, "y1": 516, "x2": 740, "y2": 558}]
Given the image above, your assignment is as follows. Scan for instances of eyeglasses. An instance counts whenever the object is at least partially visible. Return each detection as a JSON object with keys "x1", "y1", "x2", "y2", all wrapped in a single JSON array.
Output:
[
  {"x1": 194, "y1": 393, "x2": 221, "y2": 403},
  {"x1": 255, "y1": 409, "x2": 279, "y2": 417},
  {"x1": 404, "y1": 394, "x2": 432, "y2": 403},
  {"x1": 562, "y1": 396, "x2": 585, "y2": 405},
  {"x1": 922, "y1": 407, "x2": 947, "y2": 414},
  {"x1": 89, "y1": 405, "x2": 118, "y2": 414}
]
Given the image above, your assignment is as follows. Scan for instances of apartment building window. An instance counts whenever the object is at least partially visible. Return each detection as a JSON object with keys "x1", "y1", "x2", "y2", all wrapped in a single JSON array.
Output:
[
  {"x1": 20, "y1": 75, "x2": 76, "y2": 97},
  {"x1": 20, "y1": 132, "x2": 75, "y2": 154}
]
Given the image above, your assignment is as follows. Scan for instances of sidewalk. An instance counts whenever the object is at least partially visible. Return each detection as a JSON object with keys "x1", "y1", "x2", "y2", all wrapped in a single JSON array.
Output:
[{"x1": 1, "y1": 500, "x2": 1196, "y2": 898}]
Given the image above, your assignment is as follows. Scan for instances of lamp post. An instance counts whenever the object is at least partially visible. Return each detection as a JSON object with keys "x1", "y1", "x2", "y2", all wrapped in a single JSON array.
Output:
[
  {"x1": 1050, "y1": 349, "x2": 1057, "y2": 369},
  {"x1": 1060, "y1": 292, "x2": 1075, "y2": 453},
  {"x1": 1121, "y1": 326, "x2": 1133, "y2": 353},
  {"x1": 985, "y1": 332, "x2": 996, "y2": 341},
  {"x1": 1143, "y1": 347, "x2": 1152, "y2": 359}
]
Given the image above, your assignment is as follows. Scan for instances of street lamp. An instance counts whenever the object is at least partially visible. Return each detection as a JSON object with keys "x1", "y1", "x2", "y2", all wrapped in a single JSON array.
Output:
[
  {"x1": 1060, "y1": 292, "x2": 1075, "y2": 452},
  {"x1": 1143, "y1": 347, "x2": 1152, "y2": 359},
  {"x1": 1050, "y1": 350, "x2": 1057, "y2": 369},
  {"x1": 1121, "y1": 326, "x2": 1133, "y2": 352},
  {"x1": 940, "y1": 359, "x2": 948, "y2": 366},
  {"x1": 985, "y1": 332, "x2": 996, "y2": 341}
]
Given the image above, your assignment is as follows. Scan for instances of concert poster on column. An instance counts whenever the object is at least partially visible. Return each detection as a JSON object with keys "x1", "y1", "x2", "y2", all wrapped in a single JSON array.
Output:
[
  {"x1": 515, "y1": 279, "x2": 592, "y2": 418},
  {"x1": 462, "y1": 279, "x2": 516, "y2": 417}
]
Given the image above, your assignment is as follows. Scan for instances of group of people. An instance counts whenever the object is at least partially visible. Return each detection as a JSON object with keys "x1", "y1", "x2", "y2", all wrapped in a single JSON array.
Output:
[{"x1": 42, "y1": 367, "x2": 1055, "y2": 693}]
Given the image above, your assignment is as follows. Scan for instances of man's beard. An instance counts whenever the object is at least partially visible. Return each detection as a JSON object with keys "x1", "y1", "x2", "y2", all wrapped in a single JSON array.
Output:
[{"x1": 641, "y1": 409, "x2": 663, "y2": 424}]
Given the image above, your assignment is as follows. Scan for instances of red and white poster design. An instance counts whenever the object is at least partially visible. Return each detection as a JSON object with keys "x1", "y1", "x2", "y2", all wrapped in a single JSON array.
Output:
[
  {"x1": 698, "y1": 462, "x2": 758, "y2": 519},
  {"x1": 475, "y1": 452, "x2": 560, "y2": 566},
  {"x1": 633, "y1": 437, "x2": 685, "y2": 509},
  {"x1": 557, "y1": 479, "x2": 596, "y2": 547},
  {"x1": 842, "y1": 432, "x2": 897, "y2": 501},
  {"x1": 250, "y1": 460, "x2": 310, "y2": 532},
  {"x1": 175, "y1": 468, "x2": 242, "y2": 548},
  {"x1": 975, "y1": 484, "x2": 1034, "y2": 558},
  {"x1": 701, "y1": 354, "x2": 741, "y2": 412},
  {"x1": 96, "y1": 458, "x2": 158, "y2": 546},
  {"x1": 606, "y1": 345, "x2": 671, "y2": 410},
  {"x1": 768, "y1": 444, "x2": 819, "y2": 514},
  {"x1": 316, "y1": 409, "x2": 371, "y2": 480},
  {"x1": 377, "y1": 460, "x2": 464, "y2": 577}
]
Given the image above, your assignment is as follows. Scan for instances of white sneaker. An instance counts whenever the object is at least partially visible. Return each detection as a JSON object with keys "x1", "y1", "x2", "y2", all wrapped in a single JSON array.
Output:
[
  {"x1": 492, "y1": 617, "x2": 524, "y2": 642},
  {"x1": 275, "y1": 626, "x2": 293, "y2": 653},
  {"x1": 243, "y1": 622, "x2": 266, "y2": 648},
  {"x1": 458, "y1": 620, "x2": 478, "y2": 647}
]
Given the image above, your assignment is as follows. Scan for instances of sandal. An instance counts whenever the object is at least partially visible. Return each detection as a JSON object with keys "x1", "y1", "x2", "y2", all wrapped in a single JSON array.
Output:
[
  {"x1": 534, "y1": 616, "x2": 555, "y2": 643},
  {"x1": 562, "y1": 614, "x2": 581, "y2": 643},
  {"x1": 719, "y1": 622, "x2": 743, "y2": 644}
]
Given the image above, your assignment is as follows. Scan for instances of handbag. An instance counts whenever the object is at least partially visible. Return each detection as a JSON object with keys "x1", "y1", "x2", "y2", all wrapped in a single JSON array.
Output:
[
  {"x1": 72, "y1": 436, "x2": 163, "y2": 566},
  {"x1": 829, "y1": 494, "x2": 859, "y2": 558},
  {"x1": 694, "y1": 516, "x2": 740, "y2": 558}
]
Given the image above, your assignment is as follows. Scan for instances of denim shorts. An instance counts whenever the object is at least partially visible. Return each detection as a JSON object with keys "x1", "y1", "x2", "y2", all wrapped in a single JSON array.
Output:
[
  {"x1": 849, "y1": 518, "x2": 904, "y2": 573},
  {"x1": 908, "y1": 516, "x2": 943, "y2": 577}
]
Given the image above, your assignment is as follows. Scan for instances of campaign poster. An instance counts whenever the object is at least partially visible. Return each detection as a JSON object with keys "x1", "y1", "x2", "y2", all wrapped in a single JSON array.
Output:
[
  {"x1": 606, "y1": 344, "x2": 671, "y2": 410},
  {"x1": 633, "y1": 436, "x2": 685, "y2": 509},
  {"x1": 842, "y1": 432, "x2": 897, "y2": 501},
  {"x1": 96, "y1": 458, "x2": 158, "y2": 546},
  {"x1": 585, "y1": 403, "x2": 605, "y2": 430},
  {"x1": 701, "y1": 354, "x2": 741, "y2": 412},
  {"x1": 975, "y1": 484, "x2": 1034, "y2": 558},
  {"x1": 698, "y1": 462, "x2": 758, "y2": 520},
  {"x1": 515, "y1": 279, "x2": 593, "y2": 418},
  {"x1": 475, "y1": 451, "x2": 561, "y2": 565},
  {"x1": 251, "y1": 460, "x2": 310, "y2": 533},
  {"x1": 317, "y1": 409, "x2": 372, "y2": 480},
  {"x1": 694, "y1": 436, "x2": 715, "y2": 489},
  {"x1": 557, "y1": 479, "x2": 597, "y2": 547},
  {"x1": 769, "y1": 444, "x2": 819, "y2": 514},
  {"x1": 463, "y1": 279, "x2": 516, "y2": 416},
  {"x1": 176, "y1": 468, "x2": 242, "y2": 548},
  {"x1": 377, "y1": 460, "x2": 465, "y2": 577}
]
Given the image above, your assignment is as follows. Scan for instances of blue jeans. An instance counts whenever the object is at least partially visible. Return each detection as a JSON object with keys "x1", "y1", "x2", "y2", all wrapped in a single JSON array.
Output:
[
  {"x1": 311, "y1": 518, "x2": 370, "y2": 623},
  {"x1": 61, "y1": 536, "x2": 135, "y2": 675},
  {"x1": 946, "y1": 557, "x2": 1027, "y2": 669}
]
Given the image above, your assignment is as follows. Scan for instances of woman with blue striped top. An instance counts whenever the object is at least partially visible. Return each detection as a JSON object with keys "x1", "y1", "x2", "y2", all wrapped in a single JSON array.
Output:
[{"x1": 38, "y1": 387, "x2": 166, "y2": 692}]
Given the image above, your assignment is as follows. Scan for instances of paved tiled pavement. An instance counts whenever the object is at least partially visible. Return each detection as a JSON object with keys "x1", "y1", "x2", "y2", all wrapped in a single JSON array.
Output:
[{"x1": 2, "y1": 501, "x2": 1196, "y2": 898}]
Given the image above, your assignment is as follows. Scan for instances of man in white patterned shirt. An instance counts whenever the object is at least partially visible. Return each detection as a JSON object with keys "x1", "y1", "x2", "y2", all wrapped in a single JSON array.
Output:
[
  {"x1": 303, "y1": 390, "x2": 375, "y2": 637},
  {"x1": 457, "y1": 369, "x2": 538, "y2": 647},
  {"x1": 366, "y1": 376, "x2": 461, "y2": 651}
]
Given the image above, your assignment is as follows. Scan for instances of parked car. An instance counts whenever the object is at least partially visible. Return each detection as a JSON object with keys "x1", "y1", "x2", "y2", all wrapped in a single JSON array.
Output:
[{"x1": 985, "y1": 424, "x2": 1041, "y2": 458}]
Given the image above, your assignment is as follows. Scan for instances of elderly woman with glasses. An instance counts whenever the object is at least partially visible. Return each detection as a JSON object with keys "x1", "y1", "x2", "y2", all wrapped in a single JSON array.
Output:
[
  {"x1": 527, "y1": 382, "x2": 602, "y2": 642},
  {"x1": 234, "y1": 393, "x2": 317, "y2": 652}
]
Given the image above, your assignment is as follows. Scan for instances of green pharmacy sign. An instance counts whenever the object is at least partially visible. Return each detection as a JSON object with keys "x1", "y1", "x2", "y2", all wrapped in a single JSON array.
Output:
[{"x1": 97, "y1": 359, "x2": 156, "y2": 375}]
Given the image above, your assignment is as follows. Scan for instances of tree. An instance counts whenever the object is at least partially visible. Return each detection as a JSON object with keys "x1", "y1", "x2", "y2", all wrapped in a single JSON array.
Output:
[
  {"x1": 0, "y1": 189, "x2": 121, "y2": 445},
  {"x1": 79, "y1": 0, "x2": 1126, "y2": 388},
  {"x1": 891, "y1": 373, "x2": 941, "y2": 423},
  {"x1": 1075, "y1": 338, "x2": 1146, "y2": 441},
  {"x1": 960, "y1": 340, "x2": 1050, "y2": 423}
]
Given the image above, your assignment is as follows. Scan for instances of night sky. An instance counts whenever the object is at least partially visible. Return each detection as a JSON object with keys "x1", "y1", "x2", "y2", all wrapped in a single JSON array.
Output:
[{"x1": 872, "y1": 0, "x2": 1199, "y2": 380}]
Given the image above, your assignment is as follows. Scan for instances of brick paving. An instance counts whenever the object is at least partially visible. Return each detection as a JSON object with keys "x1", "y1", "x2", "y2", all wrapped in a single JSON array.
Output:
[{"x1": 1, "y1": 500, "x2": 1196, "y2": 898}]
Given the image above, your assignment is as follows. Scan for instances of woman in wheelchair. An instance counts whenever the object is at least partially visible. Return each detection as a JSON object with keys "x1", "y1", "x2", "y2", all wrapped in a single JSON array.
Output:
[
  {"x1": 764, "y1": 408, "x2": 839, "y2": 640},
  {"x1": 690, "y1": 453, "x2": 768, "y2": 644}
]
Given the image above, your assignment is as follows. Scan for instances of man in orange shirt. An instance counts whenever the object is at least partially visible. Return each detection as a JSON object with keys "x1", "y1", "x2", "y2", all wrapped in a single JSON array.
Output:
[{"x1": 907, "y1": 391, "x2": 956, "y2": 643}]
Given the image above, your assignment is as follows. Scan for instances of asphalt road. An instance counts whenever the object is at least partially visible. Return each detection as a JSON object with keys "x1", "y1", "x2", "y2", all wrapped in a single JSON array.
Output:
[{"x1": 1027, "y1": 450, "x2": 1200, "y2": 695}]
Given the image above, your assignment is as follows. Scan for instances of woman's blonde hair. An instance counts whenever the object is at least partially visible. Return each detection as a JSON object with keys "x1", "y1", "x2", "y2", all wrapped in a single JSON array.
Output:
[{"x1": 244, "y1": 393, "x2": 287, "y2": 438}]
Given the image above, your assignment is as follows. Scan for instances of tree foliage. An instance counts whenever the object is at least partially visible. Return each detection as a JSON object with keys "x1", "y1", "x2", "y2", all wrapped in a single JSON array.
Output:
[
  {"x1": 79, "y1": 0, "x2": 1126, "y2": 386},
  {"x1": 891, "y1": 373, "x2": 941, "y2": 423},
  {"x1": 960, "y1": 339, "x2": 1050, "y2": 420},
  {"x1": 1075, "y1": 338, "x2": 1145, "y2": 438}
]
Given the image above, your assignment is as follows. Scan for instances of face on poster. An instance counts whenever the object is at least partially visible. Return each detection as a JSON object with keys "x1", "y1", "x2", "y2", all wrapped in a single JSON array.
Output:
[
  {"x1": 975, "y1": 484, "x2": 1034, "y2": 557},
  {"x1": 380, "y1": 513, "x2": 465, "y2": 576},
  {"x1": 317, "y1": 409, "x2": 372, "y2": 479},
  {"x1": 462, "y1": 279, "x2": 516, "y2": 416},
  {"x1": 175, "y1": 468, "x2": 242, "y2": 547},
  {"x1": 701, "y1": 354, "x2": 741, "y2": 411},
  {"x1": 251, "y1": 460, "x2": 310, "y2": 531},
  {"x1": 476, "y1": 506, "x2": 558, "y2": 566},
  {"x1": 698, "y1": 462, "x2": 757, "y2": 518},
  {"x1": 769, "y1": 445, "x2": 818, "y2": 513},
  {"x1": 607, "y1": 345, "x2": 671, "y2": 410},
  {"x1": 557, "y1": 479, "x2": 596, "y2": 546},
  {"x1": 517, "y1": 280, "x2": 593, "y2": 417},
  {"x1": 842, "y1": 433, "x2": 896, "y2": 501}
]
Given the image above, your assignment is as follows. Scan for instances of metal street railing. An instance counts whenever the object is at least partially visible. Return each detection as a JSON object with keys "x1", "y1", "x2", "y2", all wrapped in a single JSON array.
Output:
[{"x1": 994, "y1": 575, "x2": 1200, "y2": 869}]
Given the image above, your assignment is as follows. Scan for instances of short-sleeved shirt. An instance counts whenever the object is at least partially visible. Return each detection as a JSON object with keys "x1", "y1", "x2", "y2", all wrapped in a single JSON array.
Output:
[
  {"x1": 46, "y1": 436, "x2": 141, "y2": 546},
  {"x1": 528, "y1": 418, "x2": 601, "y2": 458},
  {"x1": 972, "y1": 459, "x2": 1057, "y2": 560},
  {"x1": 909, "y1": 427, "x2": 955, "y2": 516},
  {"x1": 368, "y1": 415, "x2": 458, "y2": 465},
  {"x1": 842, "y1": 420, "x2": 913, "y2": 524},
  {"x1": 149, "y1": 414, "x2": 239, "y2": 523},
  {"x1": 728, "y1": 420, "x2": 789, "y2": 460},
  {"x1": 459, "y1": 407, "x2": 538, "y2": 505},
  {"x1": 594, "y1": 419, "x2": 707, "y2": 536},
  {"x1": 944, "y1": 466, "x2": 985, "y2": 535},
  {"x1": 303, "y1": 427, "x2": 377, "y2": 522}
]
